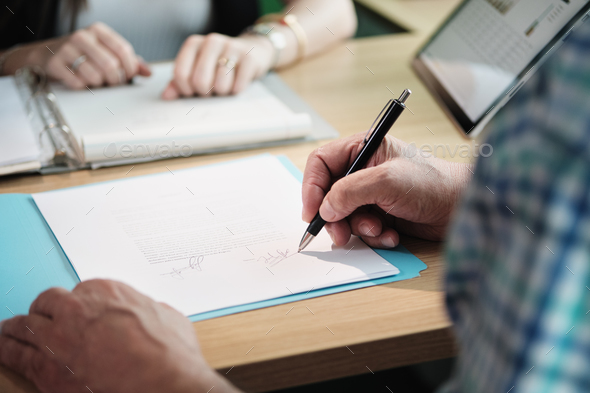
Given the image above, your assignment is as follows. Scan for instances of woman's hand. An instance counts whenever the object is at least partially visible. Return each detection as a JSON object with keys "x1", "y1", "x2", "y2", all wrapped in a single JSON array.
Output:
[
  {"x1": 302, "y1": 133, "x2": 473, "y2": 248},
  {"x1": 5, "y1": 22, "x2": 151, "y2": 89},
  {"x1": 162, "y1": 33, "x2": 275, "y2": 99}
]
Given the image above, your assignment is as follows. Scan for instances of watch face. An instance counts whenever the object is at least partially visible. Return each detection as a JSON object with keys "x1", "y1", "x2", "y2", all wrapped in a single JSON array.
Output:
[
  {"x1": 269, "y1": 30, "x2": 287, "y2": 50},
  {"x1": 252, "y1": 23, "x2": 287, "y2": 50}
]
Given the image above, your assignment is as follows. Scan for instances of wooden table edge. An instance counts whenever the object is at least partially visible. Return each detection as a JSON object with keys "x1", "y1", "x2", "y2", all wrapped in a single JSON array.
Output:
[{"x1": 219, "y1": 327, "x2": 457, "y2": 392}]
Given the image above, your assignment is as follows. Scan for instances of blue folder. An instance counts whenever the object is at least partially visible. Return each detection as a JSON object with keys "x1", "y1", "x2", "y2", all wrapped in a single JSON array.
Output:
[{"x1": 0, "y1": 155, "x2": 427, "y2": 322}]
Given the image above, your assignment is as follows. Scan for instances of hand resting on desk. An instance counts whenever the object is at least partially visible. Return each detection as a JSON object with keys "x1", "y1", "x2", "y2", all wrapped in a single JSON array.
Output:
[
  {"x1": 2, "y1": 22, "x2": 152, "y2": 89},
  {"x1": 0, "y1": 280, "x2": 240, "y2": 393},
  {"x1": 302, "y1": 133, "x2": 473, "y2": 248},
  {"x1": 161, "y1": 33, "x2": 275, "y2": 99}
]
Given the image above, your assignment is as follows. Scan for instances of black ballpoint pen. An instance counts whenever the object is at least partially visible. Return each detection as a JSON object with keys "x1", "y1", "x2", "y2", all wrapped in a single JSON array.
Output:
[{"x1": 298, "y1": 89, "x2": 411, "y2": 252}]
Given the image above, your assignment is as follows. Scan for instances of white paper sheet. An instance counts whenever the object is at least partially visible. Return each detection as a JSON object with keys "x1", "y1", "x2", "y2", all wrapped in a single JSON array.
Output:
[
  {"x1": 33, "y1": 155, "x2": 398, "y2": 316},
  {"x1": 0, "y1": 77, "x2": 41, "y2": 168},
  {"x1": 51, "y1": 63, "x2": 312, "y2": 163}
]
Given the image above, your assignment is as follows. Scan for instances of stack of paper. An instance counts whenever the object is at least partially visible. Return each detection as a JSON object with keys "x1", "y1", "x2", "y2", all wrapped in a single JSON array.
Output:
[{"x1": 33, "y1": 155, "x2": 399, "y2": 316}]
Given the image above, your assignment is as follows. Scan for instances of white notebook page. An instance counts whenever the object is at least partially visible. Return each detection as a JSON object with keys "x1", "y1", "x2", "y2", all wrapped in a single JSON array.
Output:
[
  {"x1": 0, "y1": 77, "x2": 41, "y2": 170},
  {"x1": 51, "y1": 63, "x2": 312, "y2": 163},
  {"x1": 33, "y1": 155, "x2": 399, "y2": 316}
]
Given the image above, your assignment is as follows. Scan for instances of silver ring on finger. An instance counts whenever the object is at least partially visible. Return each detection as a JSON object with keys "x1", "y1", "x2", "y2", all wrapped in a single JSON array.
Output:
[{"x1": 71, "y1": 55, "x2": 87, "y2": 72}]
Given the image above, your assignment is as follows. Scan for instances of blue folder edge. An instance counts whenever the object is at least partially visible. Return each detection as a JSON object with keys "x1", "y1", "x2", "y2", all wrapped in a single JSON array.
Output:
[{"x1": 0, "y1": 155, "x2": 427, "y2": 322}]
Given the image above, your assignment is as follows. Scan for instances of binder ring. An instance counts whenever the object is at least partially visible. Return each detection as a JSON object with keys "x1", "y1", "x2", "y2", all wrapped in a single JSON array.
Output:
[{"x1": 18, "y1": 66, "x2": 48, "y2": 116}]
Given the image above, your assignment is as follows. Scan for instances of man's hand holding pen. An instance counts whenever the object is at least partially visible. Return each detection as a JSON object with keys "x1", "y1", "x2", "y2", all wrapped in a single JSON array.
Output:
[{"x1": 301, "y1": 133, "x2": 473, "y2": 248}]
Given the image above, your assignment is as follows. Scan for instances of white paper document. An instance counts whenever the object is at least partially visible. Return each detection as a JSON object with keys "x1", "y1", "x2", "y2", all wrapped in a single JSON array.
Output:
[
  {"x1": 51, "y1": 63, "x2": 312, "y2": 164},
  {"x1": 33, "y1": 155, "x2": 398, "y2": 316}
]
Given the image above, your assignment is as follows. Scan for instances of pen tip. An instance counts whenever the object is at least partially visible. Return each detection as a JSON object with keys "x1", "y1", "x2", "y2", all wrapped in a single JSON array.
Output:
[{"x1": 297, "y1": 248, "x2": 301, "y2": 253}]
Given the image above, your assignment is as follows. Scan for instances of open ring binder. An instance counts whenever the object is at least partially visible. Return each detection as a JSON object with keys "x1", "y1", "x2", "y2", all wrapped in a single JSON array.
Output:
[
  {"x1": 15, "y1": 67, "x2": 85, "y2": 172},
  {"x1": 2, "y1": 62, "x2": 338, "y2": 176}
]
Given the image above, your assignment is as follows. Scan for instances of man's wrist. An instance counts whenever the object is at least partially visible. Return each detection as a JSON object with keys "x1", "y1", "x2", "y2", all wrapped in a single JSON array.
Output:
[{"x1": 447, "y1": 161, "x2": 474, "y2": 202}]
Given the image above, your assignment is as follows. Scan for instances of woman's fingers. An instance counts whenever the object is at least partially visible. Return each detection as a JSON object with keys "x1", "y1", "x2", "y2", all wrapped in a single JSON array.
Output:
[
  {"x1": 61, "y1": 43, "x2": 103, "y2": 87},
  {"x1": 88, "y1": 22, "x2": 138, "y2": 79},
  {"x1": 233, "y1": 53, "x2": 258, "y2": 94},
  {"x1": 138, "y1": 59, "x2": 152, "y2": 76},
  {"x1": 161, "y1": 80, "x2": 180, "y2": 100},
  {"x1": 46, "y1": 43, "x2": 85, "y2": 89},
  {"x1": 69, "y1": 28, "x2": 123, "y2": 85},
  {"x1": 43, "y1": 24, "x2": 152, "y2": 90},
  {"x1": 166, "y1": 33, "x2": 273, "y2": 99},
  {"x1": 60, "y1": 41, "x2": 105, "y2": 88},
  {"x1": 75, "y1": 60, "x2": 102, "y2": 87},
  {"x1": 191, "y1": 34, "x2": 227, "y2": 95},
  {"x1": 173, "y1": 35, "x2": 205, "y2": 96},
  {"x1": 48, "y1": 23, "x2": 146, "y2": 89},
  {"x1": 78, "y1": 38, "x2": 122, "y2": 85},
  {"x1": 213, "y1": 52, "x2": 239, "y2": 96}
]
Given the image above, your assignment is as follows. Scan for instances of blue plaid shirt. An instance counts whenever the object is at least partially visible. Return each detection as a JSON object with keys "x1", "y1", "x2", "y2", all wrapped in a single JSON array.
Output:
[{"x1": 440, "y1": 20, "x2": 590, "y2": 393}]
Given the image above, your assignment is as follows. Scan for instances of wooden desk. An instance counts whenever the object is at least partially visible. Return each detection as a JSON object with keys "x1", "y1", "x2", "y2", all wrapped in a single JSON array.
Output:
[
  {"x1": 0, "y1": 14, "x2": 467, "y2": 393},
  {"x1": 357, "y1": 0, "x2": 463, "y2": 35}
]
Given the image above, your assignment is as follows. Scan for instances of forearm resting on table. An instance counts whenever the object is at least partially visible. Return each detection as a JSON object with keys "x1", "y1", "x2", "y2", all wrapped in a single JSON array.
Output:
[
  {"x1": 242, "y1": 0, "x2": 357, "y2": 68},
  {"x1": 0, "y1": 39, "x2": 54, "y2": 76}
]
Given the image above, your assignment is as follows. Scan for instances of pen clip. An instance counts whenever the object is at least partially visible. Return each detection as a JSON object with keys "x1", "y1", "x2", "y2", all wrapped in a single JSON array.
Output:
[{"x1": 363, "y1": 99, "x2": 392, "y2": 143}]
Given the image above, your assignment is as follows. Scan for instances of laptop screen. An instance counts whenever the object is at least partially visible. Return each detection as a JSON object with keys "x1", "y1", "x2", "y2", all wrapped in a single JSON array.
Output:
[{"x1": 413, "y1": 0, "x2": 590, "y2": 137}]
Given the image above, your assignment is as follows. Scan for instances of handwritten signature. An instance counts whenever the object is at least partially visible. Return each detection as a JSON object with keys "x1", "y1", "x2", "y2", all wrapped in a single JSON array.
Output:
[
  {"x1": 257, "y1": 249, "x2": 294, "y2": 267},
  {"x1": 161, "y1": 255, "x2": 204, "y2": 280}
]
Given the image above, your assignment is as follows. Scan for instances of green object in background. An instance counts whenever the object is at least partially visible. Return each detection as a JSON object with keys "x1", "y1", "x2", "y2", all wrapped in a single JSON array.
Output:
[
  {"x1": 354, "y1": 2, "x2": 406, "y2": 37},
  {"x1": 256, "y1": 0, "x2": 406, "y2": 38},
  {"x1": 258, "y1": 0, "x2": 283, "y2": 15}
]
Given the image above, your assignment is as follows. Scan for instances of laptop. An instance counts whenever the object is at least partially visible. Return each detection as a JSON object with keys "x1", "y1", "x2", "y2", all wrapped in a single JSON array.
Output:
[{"x1": 412, "y1": 0, "x2": 590, "y2": 139}]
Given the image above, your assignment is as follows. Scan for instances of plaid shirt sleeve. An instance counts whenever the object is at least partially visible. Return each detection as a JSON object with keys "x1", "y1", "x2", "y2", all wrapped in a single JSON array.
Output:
[{"x1": 438, "y1": 20, "x2": 590, "y2": 393}]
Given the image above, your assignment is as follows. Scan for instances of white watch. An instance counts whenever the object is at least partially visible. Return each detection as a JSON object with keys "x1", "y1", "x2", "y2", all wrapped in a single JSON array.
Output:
[{"x1": 246, "y1": 23, "x2": 287, "y2": 69}]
